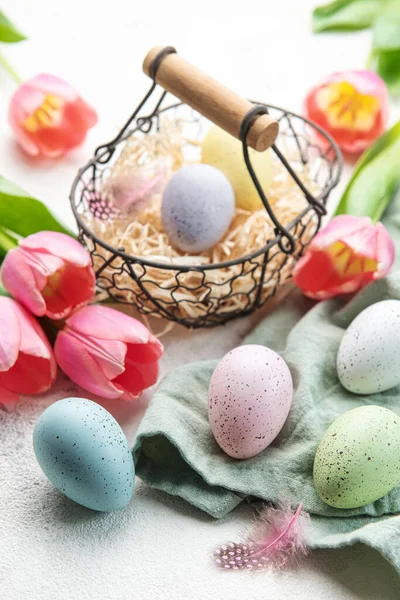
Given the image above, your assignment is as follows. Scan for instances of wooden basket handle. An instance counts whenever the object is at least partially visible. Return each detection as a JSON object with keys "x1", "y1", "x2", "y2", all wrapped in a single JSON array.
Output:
[{"x1": 143, "y1": 46, "x2": 279, "y2": 152}]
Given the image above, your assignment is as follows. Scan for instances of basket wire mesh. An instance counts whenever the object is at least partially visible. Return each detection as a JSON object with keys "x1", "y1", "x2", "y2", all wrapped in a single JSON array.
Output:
[{"x1": 70, "y1": 50, "x2": 342, "y2": 329}]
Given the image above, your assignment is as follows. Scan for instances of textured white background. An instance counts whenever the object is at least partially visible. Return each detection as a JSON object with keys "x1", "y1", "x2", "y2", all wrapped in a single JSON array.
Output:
[{"x1": 1, "y1": 1, "x2": 400, "y2": 598}]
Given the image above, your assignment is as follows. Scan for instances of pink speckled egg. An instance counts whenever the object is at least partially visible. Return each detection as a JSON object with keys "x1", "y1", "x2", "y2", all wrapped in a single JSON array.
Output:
[{"x1": 208, "y1": 345, "x2": 293, "y2": 459}]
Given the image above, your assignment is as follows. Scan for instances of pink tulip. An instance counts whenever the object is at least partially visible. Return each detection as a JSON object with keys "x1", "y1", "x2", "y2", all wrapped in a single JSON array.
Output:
[
  {"x1": 305, "y1": 70, "x2": 389, "y2": 154},
  {"x1": 1, "y1": 231, "x2": 96, "y2": 320},
  {"x1": 0, "y1": 297, "x2": 57, "y2": 411},
  {"x1": 54, "y1": 305, "x2": 163, "y2": 400},
  {"x1": 9, "y1": 73, "x2": 97, "y2": 158},
  {"x1": 293, "y1": 215, "x2": 395, "y2": 300}
]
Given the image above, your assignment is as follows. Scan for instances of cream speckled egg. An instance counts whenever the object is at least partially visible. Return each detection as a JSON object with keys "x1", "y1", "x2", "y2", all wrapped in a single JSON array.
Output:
[
  {"x1": 314, "y1": 405, "x2": 400, "y2": 509},
  {"x1": 208, "y1": 345, "x2": 293, "y2": 459},
  {"x1": 201, "y1": 124, "x2": 273, "y2": 211},
  {"x1": 337, "y1": 300, "x2": 400, "y2": 394}
]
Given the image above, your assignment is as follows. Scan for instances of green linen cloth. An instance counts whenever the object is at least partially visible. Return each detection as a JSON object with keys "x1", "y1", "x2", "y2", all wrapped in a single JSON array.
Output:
[{"x1": 133, "y1": 195, "x2": 400, "y2": 574}]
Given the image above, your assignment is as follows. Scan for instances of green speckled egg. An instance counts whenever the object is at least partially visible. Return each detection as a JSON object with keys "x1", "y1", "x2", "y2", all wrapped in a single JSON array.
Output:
[
  {"x1": 33, "y1": 397, "x2": 135, "y2": 512},
  {"x1": 313, "y1": 406, "x2": 400, "y2": 509}
]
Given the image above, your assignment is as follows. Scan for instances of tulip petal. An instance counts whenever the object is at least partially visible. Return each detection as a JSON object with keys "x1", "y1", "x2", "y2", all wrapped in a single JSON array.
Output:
[
  {"x1": 9, "y1": 82, "x2": 46, "y2": 122},
  {"x1": 111, "y1": 339, "x2": 162, "y2": 397},
  {"x1": 339, "y1": 225, "x2": 379, "y2": 262},
  {"x1": 55, "y1": 331, "x2": 125, "y2": 399},
  {"x1": 32, "y1": 100, "x2": 97, "y2": 155},
  {"x1": 8, "y1": 121, "x2": 40, "y2": 156},
  {"x1": 0, "y1": 353, "x2": 55, "y2": 395},
  {"x1": 1, "y1": 248, "x2": 47, "y2": 316},
  {"x1": 30, "y1": 74, "x2": 77, "y2": 102},
  {"x1": 294, "y1": 250, "x2": 340, "y2": 297},
  {"x1": 12, "y1": 301, "x2": 54, "y2": 361},
  {"x1": 0, "y1": 385, "x2": 20, "y2": 412},
  {"x1": 80, "y1": 335, "x2": 127, "y2": 380},
  {"x1": 22, "y1": 250, "x2": 64, "y2": 282},
  {"x1": 67, "y1": 305, "x2": 151, "y2": 344},
  {"x1": 0, "y1": 297, "x2": 21, "y2": 371},
  {"x1": 42, "y1": 263, "x2": 95, "y2": 320},
  {"x1": 375, "y1": 222, "x2": 396, "y2": 278},
  {"x1": 125, "y1": 336, "x2": 164, "y2": 364},
  {"x1": 33, "y1": 122, "x2": 86, "y2": 157},
  {"x1": 311, "y1": 215, "x2": 372, "y2": 251},
  {"x1": 21, "y1": 232, "x2": 92, "y2": 267},
  {"x1": 113, "y1": 347, "x2": 160, "y2": 397},
  {"x1": 0, "y1": 299, "x2": 56, "y2": 395},
  {"x1": 67, "y1": 97, "x2": 98, "y2": 129}
]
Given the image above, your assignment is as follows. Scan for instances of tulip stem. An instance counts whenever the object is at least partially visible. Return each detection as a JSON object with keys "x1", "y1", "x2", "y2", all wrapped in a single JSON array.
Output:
[
  {"x1": 365, "y1": 49, "x2": 375, "y2": 70},
  {"x1": 0, "y1": 227, "x2": 18, "y2": 258},
  {"x1": 50, "y1": 319, "x2": 66, "y2": 331},
  {"x1": 0, "y1": 53, "x2": 22, "y2": 84}
]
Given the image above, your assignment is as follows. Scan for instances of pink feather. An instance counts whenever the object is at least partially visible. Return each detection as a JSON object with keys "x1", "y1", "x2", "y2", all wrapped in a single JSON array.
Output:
[{"x1": 214, "y1": 502, "x2": 309, "y2": 571}]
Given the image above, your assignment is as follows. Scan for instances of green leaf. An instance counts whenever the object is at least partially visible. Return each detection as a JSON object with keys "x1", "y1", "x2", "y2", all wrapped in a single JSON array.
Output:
[
  {"x1": 0, "y1": 225, "x2": 18, "y2": 258},
  {"x1": 312, "y1": 0, "x2": 390, "y2": 33},
  {"x1": 335, "y1": 121, "x2": 400, "y2": 221},
  {"x1": 375, "y1": 50, "x2": 400, "y2": 94},
  {"x1": 370, "y1": 3, "x2": 400, "y2": 93},
  {"x1": 373, "y1": 2, "x2": 400, "y2": 50},
  {"x1": 0, "y1": 11, "x2": 26, "y2": 43},
  {"x1": 0, "y1": 281, "x2": 10, "y2": 297},
  {"x1": 0, "y1": 176, "x2": 75, "y2": 238}
]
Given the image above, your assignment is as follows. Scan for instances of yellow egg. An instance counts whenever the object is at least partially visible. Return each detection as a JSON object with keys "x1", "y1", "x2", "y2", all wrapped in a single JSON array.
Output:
[{"x1": 201, "y1": 124, "x2": 273, "y2": 211}]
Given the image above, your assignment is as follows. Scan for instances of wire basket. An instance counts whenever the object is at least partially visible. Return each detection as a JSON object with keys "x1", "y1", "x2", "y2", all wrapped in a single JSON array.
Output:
[{"x1": 70, "y1": 47, "x2": 342, "y2": 329}]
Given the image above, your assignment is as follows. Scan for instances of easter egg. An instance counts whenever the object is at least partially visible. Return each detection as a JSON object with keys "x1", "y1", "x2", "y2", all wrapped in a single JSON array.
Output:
[
  {"x1": 201, "y1": 124, "x2": 273, "y2": 211},
  {"x1": 314, "y1": 405, "x2": 400, "y2": 509},
  {"x1": 337, "y1": 300, "x2": 400, "y2": 395},
  {"x1": 208, "y1": 345, "x2": 293, "y2": 459},
  {"x1": 33, "y1": 397, "x2": 135, "y2": 511},
  {"x1": 161, "y1": 164, "x2": 234, "y2": 253}
]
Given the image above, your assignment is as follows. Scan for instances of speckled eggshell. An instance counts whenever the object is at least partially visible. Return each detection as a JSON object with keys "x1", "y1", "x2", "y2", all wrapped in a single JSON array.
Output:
[
  {"x1": 208, "y1": 345, "x2": 293, "y2": 459},
  {"x1": 314, "y1": 405, "x2": 400, "y2": 509},
  {"x1": 161, "y1": 164, "x2": 235, "y2": 253},
  {"x1": 33, "y1": 397, "x2": 135, "y2": 511},
  {"x1": 201, "y1": 124, "x2": 273, "y2": 211},
  {"x1": 337, "y1": 299, "x2": 400, "y2": 394}
]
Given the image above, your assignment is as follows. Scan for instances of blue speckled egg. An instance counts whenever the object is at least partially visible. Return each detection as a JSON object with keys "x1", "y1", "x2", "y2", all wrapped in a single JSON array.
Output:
[
  {"x1": 33, "y1": 397, "x2": 135, "y2": 511},
  {"x1": 161, "y1": 164, "x2": 235, "y2": 253}
]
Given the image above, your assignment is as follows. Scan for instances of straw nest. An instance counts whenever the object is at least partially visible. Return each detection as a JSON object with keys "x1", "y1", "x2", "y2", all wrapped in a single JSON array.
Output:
[{"x1": 83, "y1": 118, "x2": 320, "y2": 322}]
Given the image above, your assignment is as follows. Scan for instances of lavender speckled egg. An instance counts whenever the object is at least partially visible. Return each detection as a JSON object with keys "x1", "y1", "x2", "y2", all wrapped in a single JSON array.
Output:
[
  {"x1": 161, "y1": 164, "x2": 235, "y2": 253},
  {"x1": 208, "y1": 345, "x2": 293, "y2": 459},
  {"x1": 337, "y1": 300, "x2": 400, "y2": 395},
  {"x1": 33, "y1": 397, "x2": 135, "y2": 511},
  {"x1": 314, "y1": 406, "x2": 400, "y2": 509}
]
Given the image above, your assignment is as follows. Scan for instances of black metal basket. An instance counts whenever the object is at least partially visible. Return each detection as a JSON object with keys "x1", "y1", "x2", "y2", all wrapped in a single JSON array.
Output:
[{"x1": 70, "y1": 47, "x2": 342, "y2": 329}]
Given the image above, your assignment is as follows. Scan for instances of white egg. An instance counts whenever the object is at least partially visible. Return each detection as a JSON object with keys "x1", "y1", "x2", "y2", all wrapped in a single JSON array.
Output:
[{"x1": 337, "y1": 299, "x2": 400, "y2": 394}]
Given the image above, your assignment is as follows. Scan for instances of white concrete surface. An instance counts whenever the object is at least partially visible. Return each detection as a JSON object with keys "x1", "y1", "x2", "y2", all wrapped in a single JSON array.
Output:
[{"x1": 1, "y1": 1, "x2": 399, "y2": 598}]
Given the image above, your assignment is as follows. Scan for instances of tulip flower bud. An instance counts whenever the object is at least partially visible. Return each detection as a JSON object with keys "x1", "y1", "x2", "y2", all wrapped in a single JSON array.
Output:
[
  {"x1": 1, "y1": 231, "x2": 96, "y2": 320},
  {"x1": 54, "y1": 305, "x2": 163, "y2": 400},
  {"x1": 8, "y1": 73, "x2": 97, "y2": 158},
  {"x1": 0, "y1": 298, "x2": 57, "y2": 411},
  {"x1": 293, "y1": 215, "x2": 395, "y2": 300},
  {"x1": 304, "y1": 70, "x2": 389, "y2": 155}
]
